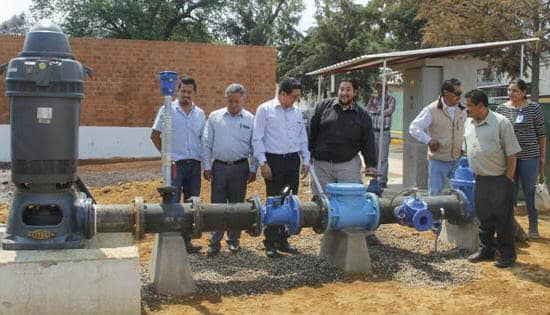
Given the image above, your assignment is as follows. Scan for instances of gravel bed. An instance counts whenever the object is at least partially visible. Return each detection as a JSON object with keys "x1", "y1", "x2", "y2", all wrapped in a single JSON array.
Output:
[
  {"x1": 0, "y1": 170, "x2": 13, "y2": 204},
  {"x1": 78, "y1": 169, "x2": 160, "y2": 188},
  {"x1": 141, "y1": 225, "x2": 480, "y2": 308}
]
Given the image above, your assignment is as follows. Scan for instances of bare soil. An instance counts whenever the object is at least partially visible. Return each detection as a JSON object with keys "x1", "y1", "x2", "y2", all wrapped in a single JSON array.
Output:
[{"x1": 1, "y1": 160, "x2": 549, "y2": 314}]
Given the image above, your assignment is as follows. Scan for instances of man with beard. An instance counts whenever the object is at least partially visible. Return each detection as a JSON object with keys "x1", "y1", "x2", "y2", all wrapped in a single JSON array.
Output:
[
  {"x1": 308, "y1": 78, "x2": 378, "y2": 244},
  {"x1": 309, "y1": 78, "x2": 377, "y2": 194},
  {"x1": 151, "y1": 76, "x2": 205, "y2": 253}
]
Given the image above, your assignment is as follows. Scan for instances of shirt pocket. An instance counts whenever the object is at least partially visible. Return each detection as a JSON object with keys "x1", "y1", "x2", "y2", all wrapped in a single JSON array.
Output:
[
  {"x1": 237, "y1": 123, "x2": 253, "y2": 144},
  {"x1": 190, "y1": 117, "x2": 204, "y2": 137},
  {"x1": 287, "y1": 116, "x2": 304, "y2": 139}
]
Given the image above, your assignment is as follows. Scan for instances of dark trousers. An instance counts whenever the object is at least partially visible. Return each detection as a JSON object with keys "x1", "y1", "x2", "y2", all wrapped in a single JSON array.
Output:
[
  {"x1": 171, "y1": 159, "x2": 201, "y2": 203},
  {"x1": 264, "y1": 152, "x2": 300, "y2": 246},
  {"x1": 475, "y1": 175, "x2": 516, "y2": 259},
  {"x1": 210, "y1": 161, "x2": 249, "y2": 247},
  {"x1": 171, "y1": 159, "x2": 201, "y2": 242}
]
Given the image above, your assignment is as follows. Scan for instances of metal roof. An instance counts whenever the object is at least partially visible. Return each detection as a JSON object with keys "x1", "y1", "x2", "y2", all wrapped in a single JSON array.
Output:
[{"x1": 306, "y1": 38, "x2": 540, "y2": 76}]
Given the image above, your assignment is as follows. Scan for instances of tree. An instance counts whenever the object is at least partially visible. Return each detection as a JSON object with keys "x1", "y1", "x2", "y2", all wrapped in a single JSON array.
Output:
[
  {"x1": 417, "y1": 0, "x2": 550, "y2": 100},
  {"x1": 0, "y1": 13, "x2": 33, "y2": 35},
  {"x1": 31, "y1": 0, "x2": 224, "y2": 41},
  {"x1": 214, "y1": 0, "x2": 304, "y2": 46},
  {"x1": 277, "y1": 0, "x2": 424, "y2": 98}
]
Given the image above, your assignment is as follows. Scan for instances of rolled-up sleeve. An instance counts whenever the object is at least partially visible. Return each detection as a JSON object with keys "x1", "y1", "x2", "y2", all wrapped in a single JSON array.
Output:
[
  {"x1": 152, "y1": 105, "x2": 164, "y2": 132},
  {"x1": 409, "y1": 106, "x2": 433, "y2": 144}
]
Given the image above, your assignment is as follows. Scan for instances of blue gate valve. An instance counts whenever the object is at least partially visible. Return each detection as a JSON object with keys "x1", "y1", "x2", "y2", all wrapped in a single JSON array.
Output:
[
  {"x1": 260, "y1": 193, "x2": 302, "y2": 235},
  {"x1": 450, "y1": 156, "x2": 476, "y2": 220},
  {"x1": 326, "y1": 183, "x2": 380, "y2": 231},
  {"x1": 394, "y1": 195, "x2": 433, "y2": 232}
]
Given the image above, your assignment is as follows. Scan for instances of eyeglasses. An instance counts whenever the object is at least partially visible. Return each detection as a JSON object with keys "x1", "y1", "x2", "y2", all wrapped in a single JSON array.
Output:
[{"x1": 446, "y1": 90, "x2": 462, "y2": 97}]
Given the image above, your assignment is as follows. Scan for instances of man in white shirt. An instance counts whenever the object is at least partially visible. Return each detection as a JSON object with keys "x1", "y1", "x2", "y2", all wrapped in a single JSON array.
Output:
[{"x1": 408, "y1": 78, "x2": 466, "y2": 196}]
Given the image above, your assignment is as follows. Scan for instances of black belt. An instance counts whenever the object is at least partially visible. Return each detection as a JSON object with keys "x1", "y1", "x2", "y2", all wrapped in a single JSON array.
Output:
[
  {"x1": 266, "y1": 152, "x2": 299, "y2": 159},
  {"x1": 214, "y1": 158, "x2": 247, "y2": 165},
  {"x1": 373, "y1": 128, "x2": 390, "y2": 131},
  {"x1": 176, "y1": 159, "x2": 200, "y2": 164}
]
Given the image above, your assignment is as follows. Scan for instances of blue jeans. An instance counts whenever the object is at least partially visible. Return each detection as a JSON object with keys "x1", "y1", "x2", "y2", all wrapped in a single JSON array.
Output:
[
  {"x1": 374, "y1": 131, "x2": 391, "y2": 184},
  {"x1": 210, "y1": 230, "x2": 241, "y2": 248},
  {"x1": 428, "y1": 159, "x2": 457, "y2": 196},
  {"x1": 514, "y1": 158, "x2": 540, "y2": 226}
]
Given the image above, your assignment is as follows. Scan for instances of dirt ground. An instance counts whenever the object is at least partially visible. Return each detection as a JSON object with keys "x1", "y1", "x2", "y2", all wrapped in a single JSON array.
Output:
[{"x1": 1, "y1": 160, "x2": 550, "y2": 314}]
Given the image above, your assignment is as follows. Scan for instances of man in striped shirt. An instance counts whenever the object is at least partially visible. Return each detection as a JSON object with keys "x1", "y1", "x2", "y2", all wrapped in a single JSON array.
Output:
[{"x1": 366, "y1": 81, "x2": 396, "y2": 188}]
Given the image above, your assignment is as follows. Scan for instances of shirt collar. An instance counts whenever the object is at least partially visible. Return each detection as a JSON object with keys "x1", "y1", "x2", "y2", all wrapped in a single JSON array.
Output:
[
  {"x1": 472, "y1": 110, "x2": 493, "y2": 126},
  {"x1": 223, "y1": 107, "x2": 243, "y2": 117},
  {"x1": 175, "y1": 100, "x2": 195, "y2": 114},
  {"x1": 335, "y1": 100, "x2": 358, "y2": 112},
  {"x1": 273, "y1": 98, "x2": 295, "y2": 111}
]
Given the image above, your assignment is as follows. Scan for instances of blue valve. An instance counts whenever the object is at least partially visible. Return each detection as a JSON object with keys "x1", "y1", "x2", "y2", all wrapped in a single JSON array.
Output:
[
  {"x1": 394, "y1": 195, "x2": 433, "y2": 232},
  {"x1": 261, "y1": 193, "x2": 302, "y2": 235},
  {"x1": 159, "y1": 71, "x2": 178, "y2": 96},
  {"x1": 326, "y1": 183, "x2": 380, "y2": 231}
]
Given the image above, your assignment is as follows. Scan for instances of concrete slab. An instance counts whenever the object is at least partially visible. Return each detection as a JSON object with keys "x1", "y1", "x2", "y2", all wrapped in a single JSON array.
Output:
[
  {"x1": 320, "y1": 229, "x2": 372, "y2": 274},
  {"x1": 150, "y1": 232, "x2": 196, "y2": 295},
  {"x1": 0, "y1": 225, "x2": 141, "y2": 315},
  {"x1": 440, "y1": 220, "x2": 479, "y2": 252}
]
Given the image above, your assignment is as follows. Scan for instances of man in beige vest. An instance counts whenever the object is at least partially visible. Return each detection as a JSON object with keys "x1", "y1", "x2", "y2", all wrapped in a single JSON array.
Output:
[{"x1": 409, "y1": 78, "x2": 466, "y2": 195}]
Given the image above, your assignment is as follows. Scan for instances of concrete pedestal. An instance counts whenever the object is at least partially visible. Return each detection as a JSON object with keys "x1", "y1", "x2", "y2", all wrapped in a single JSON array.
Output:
[
  {"x1": 0, "y1": 225, "x2": 140, "y2": 315},
  {"x1": 320, "y1": 229, "x2": 372, "y2": 274},
  {"x1": 150, "y1": 232, "x2": 196, "y2": 295},
  {"x1": 439, "y1": 220, "x2": 479, "y2": 252}
]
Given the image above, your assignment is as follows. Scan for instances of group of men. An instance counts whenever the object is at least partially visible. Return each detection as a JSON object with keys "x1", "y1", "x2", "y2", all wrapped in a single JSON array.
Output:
[
  {"x1": 409, "y1": 79, "x2": 520, "y2": 268},
  {"x1": 151, "y1": 76, "x2": 380, "y2": 258},
  {"x1": 151, "y1": 75, "x2": 520, "y2": 268}
]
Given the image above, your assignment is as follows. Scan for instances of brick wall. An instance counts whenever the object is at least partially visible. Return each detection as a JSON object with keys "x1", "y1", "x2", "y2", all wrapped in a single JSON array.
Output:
[{"x1": 0, "y1": 36, "x2": 276, "y2": 127}]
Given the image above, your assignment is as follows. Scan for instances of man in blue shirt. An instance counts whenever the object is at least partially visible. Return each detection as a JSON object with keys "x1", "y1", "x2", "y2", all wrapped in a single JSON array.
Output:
[
  {"x1": 151, "y1": 76, "x2": 205, "y2": 253},
  {"x1": 253, "y1": 77, "x2": 310, "y2": 258},
  {"x1": 202, "y1": 83, "x2": 258, "y2": 256}
]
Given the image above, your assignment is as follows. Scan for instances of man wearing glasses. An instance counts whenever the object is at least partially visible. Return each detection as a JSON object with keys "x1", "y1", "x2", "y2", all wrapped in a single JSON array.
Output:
[{"x1": 409, "y1": 78, "x2": 466, "y2": 196}]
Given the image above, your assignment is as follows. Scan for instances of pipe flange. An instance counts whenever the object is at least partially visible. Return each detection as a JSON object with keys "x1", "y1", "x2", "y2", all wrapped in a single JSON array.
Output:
[
  {"x1": 133, "y1": 197, "x2": 145, "y2": 240},
  {"x1": 190, "y1": 197, "x2": 202, "y2": 238},
  {"x1": 247, "y1": 194, "x2": 263, "y2": 237},
  {"x1": 312, "y1": 194, "x2": 329, "y2": 234}
]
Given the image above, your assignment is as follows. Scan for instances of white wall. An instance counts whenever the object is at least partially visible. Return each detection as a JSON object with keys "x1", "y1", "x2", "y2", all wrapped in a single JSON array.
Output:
[{"x1": 0, "y1": 125, "x2": 160, "y2": 162}]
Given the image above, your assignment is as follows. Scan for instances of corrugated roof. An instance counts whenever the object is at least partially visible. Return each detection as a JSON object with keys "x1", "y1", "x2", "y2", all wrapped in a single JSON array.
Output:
[{"x1": 307, "y1": 38, "x2": 540, "y2": 76}]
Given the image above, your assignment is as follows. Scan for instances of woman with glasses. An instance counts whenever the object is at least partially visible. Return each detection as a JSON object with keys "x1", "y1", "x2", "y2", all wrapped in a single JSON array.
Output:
[{"x1": 496, "y1": 79, "x2": 546, "y2": 238}]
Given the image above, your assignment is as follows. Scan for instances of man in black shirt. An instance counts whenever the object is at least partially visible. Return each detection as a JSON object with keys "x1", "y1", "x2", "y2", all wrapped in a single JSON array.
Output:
[{"x1": 309, "y1": 78, "x2": 378, "y2": 193}]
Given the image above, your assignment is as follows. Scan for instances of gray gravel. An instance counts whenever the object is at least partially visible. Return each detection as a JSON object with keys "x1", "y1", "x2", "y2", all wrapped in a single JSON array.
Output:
[
  {"x1": 141, "y1": 225, "x2": 480, "y2": 308},
  {"x1": 78, "y1": 169, "x2": 160, "y2": 188},
  {"x1": 0, "y1": 170, "x2": 13, "y2": 204}
]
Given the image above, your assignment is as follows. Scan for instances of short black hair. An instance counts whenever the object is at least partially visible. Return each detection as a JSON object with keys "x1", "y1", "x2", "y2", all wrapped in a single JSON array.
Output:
[
  {"x1": 278, "y1": 77, "x2": 302, "y2": 95},
  {"x1": 178, "y1": 76, "x2": 197, "y2": 91},
  {"x1": 509, "y1": 79, "x2": 528, "y2": 99},
  {"x1": 441, "y1": 78, "x2": 461, "y2": 95},
  {"x1": 340, "y1": 78, "x2": 359, "y2": 91},
  {"x1": 465, "y1": 89, "x2": 489, "y2": 107}
]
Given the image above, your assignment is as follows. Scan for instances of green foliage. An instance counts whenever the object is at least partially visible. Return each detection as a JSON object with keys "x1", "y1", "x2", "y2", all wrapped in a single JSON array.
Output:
[
  {"x1": 31, "y1": 0, "x2": 223, "y2": 41},
  {"x1": 278, "y1": 0, "x2": 424, "y2": 98}
]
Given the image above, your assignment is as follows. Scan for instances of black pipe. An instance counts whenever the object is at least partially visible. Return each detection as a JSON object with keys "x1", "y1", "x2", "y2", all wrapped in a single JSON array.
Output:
[{"x1": 95, "y1": 193, "x2": 468, "y2": 236}]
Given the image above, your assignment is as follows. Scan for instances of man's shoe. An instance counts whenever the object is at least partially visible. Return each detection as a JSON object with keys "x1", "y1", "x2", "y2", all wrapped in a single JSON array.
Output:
[
  {"x1": 366, "y1": 234, "x2": 381, "y2": 246},
  {"x1": 528, "y1": 225, "x2": 540, "y2": 239},
  {"x1": 494, "y1": 258, "x2": 515, "y2": 268},
  {"x1": 228, "y1": 243, "x2": 240, "y2": 253},
  {"x1": 206, "y1": 245, "x2": 220, "y2": 257},
  {"x1": 185, "y1": 241, "x2": 202, "y2": 254},
  {"x1": 467, "y1": 251, "x2": 494, "y2": 263},
  {"x1": 276, "y1": 241, "x2": 299, "y2": 254},
  {"x1": 265, "y1": 243, "x2": 280, "y2": 258}
]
